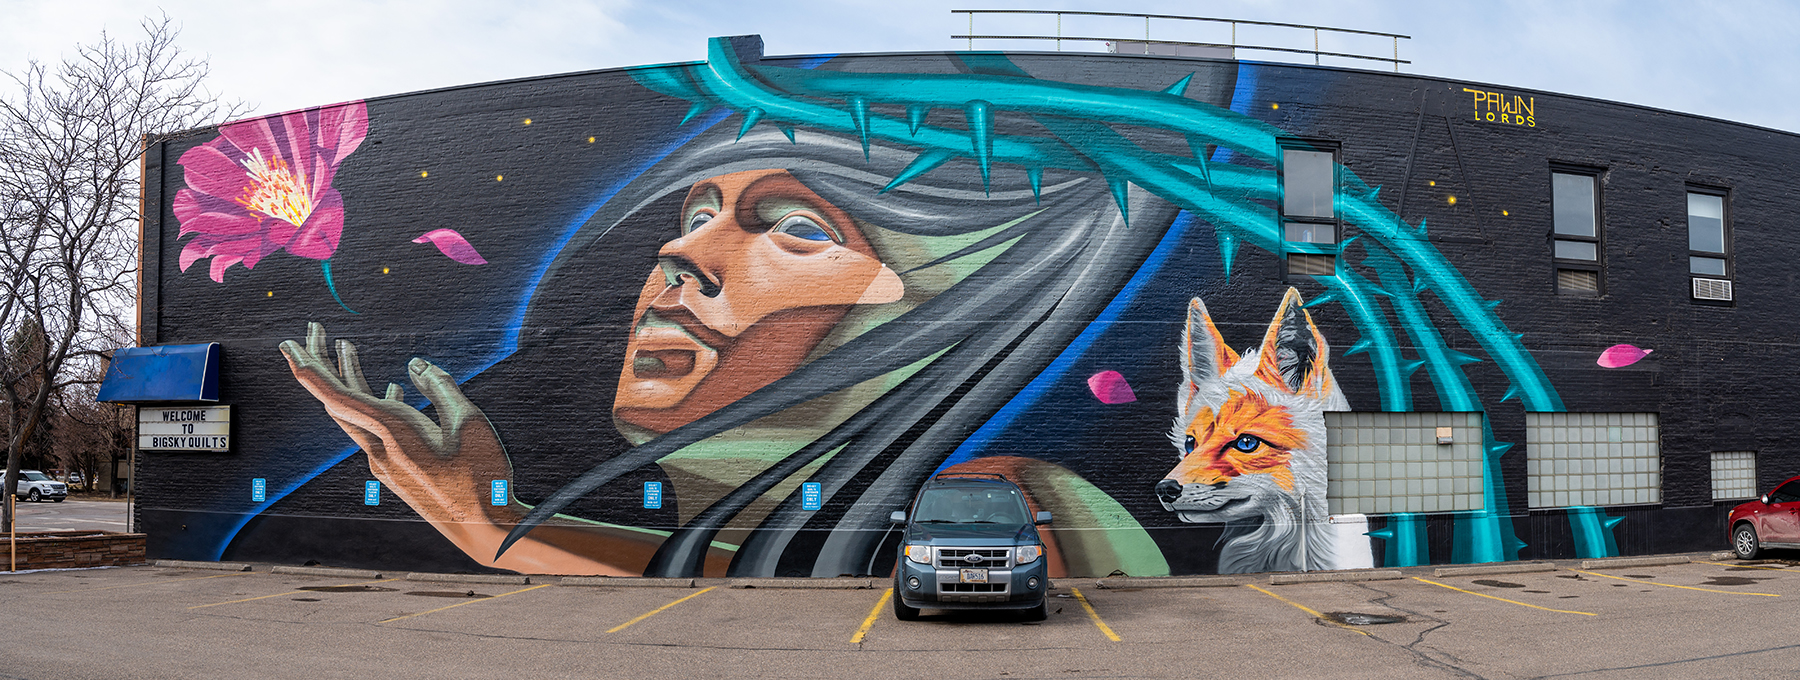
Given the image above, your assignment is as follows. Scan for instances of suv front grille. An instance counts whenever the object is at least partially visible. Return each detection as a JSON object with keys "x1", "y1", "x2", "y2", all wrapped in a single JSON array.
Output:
[
  {"x1": 940, "y1": 583, "x2": 1007, "y2": 593},
  {"x1": 935, "y1": 548, "x2": 1012, "y2": 569}
]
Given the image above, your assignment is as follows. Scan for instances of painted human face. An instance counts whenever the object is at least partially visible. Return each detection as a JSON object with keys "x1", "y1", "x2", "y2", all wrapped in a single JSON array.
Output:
[{"x1": 614, "y1": 169, "x2": 902, "y2": 437}]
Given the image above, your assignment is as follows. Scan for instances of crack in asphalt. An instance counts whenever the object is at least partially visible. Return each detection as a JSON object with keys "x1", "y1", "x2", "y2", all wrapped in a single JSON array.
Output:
[
  {"x1": 1524, "y1": 641, "x2": 1800, "y2": 679},
  {"x1": 1350, "y1": 582, "x2": 1492, "y2": 680}
]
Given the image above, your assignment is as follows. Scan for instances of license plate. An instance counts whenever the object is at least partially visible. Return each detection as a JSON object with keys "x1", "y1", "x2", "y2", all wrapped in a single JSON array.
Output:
[{"x1": 959, "y1": 569, "x2": 988, "y2": 583}]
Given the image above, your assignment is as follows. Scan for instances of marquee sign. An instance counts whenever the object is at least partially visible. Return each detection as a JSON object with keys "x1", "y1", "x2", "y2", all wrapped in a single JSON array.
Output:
[{"x1": 139, "y1": 406, "x2": 231, "y2": 451}]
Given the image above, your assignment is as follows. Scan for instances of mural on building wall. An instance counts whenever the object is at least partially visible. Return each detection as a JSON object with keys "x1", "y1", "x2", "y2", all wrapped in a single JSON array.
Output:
[{"x1": 152, "y1": 36, "x2": 1594, "y2": 577}]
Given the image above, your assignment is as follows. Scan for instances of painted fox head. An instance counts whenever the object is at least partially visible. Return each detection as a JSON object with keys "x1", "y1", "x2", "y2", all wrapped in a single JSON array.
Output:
[{"x1": 1156, "y1": 288, "x2": 1348, "y2": 573}]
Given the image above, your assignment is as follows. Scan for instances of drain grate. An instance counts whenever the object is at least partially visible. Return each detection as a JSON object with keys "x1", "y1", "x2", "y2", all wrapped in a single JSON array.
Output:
[
  {"x1": 1324, "y1": 611, "x2": 1405, "y2": 626},
  {"x1": 406, "y1": 590, "x2": 490, "y2": 598},
  {"x1": 298, "y1": 585, "x2": 396, "y2": 593}
]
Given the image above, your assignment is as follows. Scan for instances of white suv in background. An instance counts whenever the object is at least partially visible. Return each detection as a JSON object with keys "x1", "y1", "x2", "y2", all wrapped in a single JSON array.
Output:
[{"x1": 11, "y1": 470, "x2": 67, "y2": 502}]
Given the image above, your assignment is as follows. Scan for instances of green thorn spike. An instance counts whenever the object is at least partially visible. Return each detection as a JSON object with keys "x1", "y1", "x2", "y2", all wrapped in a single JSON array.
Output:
[
  {"x1": 1508, "y1": 537, "x2": 1529, "y2": 552},
  {"x1": 1402, "y1": 359, "x2": 1427, "y2": 376},
  {"x1": 881, "y1": 149, "x2": 955, "y2": 194},
  {"x1": 1487, "y1": 441, "x2": 1514, "y2": 456},
  {"x1": 1107, "y1": 177, "x2": 1130, "y2": 226},
  {"x1": 1302, "y1": 292, "x2": 1339, "y2": 308},
  {"x1": 849, "y1": 96, "x2": 871, "y2": 160},
  {"x1": 1163, "y1": 73, "x2": 1195, "y2": 96},
  {"x1": 680, "y1": 102, "x2": 712, "y2": 126},
  {"x1": 1345, "y1": 339, "x2": 1373, "y2": 356},
  {"x1": 1218, "y1": 231, "x2": 1239, "y2": 279},
  {"x1": 907, "y1": 105, "x2": 927, "y2": 136},
  {"x1": 1412, "y1": 278, "x2": 1429, "y2": 294},
  {"x1": 965, "y1": 100, "x2": 993, "y2": 192},
  {"x1": 1501, "y1": 385, "x2": 1521, "y2": 402},
  {"x1": 736, "y1": 108, "x2": 764, "y2": 141},
  {"x1": 1027, "y1": 167, "x2": 1043, "y2": 204},
  {"x1": 1446, "y1": 350, "x2": 1484, "y2": 366},
  {"x1": 1416, "y1": 218, "x2": 1428, "y2": 237},
  {"x1": 1365, "y1": 529, "x2": 1395, "y2": 540},
  {"x1": 1486, "y1": 299, "x2": 1503, "y2": 311},
  {"x1": 1512, "y1": 333, "x2": 1527, "y2": 342},
  {"x1": 1602, "y1": 515, "x2": 1625, "y2": 530},
  {"x1": 1367, "y1": 186, "x2": 1381, "y2": 200},
  {"x1": 778, "y1": 126, "x2": 796, "y2": 143}
]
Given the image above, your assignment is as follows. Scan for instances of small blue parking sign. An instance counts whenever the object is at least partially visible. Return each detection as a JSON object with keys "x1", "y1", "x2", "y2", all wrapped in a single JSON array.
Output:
[
  {"x1": 364, "y1": 480, "x2": 380, "y2": 506},
  {"x1": 490, "y1": 480, "x2": 508, "y2": 506},
  {"x1": 801, "y1": 482, "x2": 822, "y2": 511},
  {"x1": 644, "y1": 481, "x2": 663, "y2": 509},
  {"x1": 251, "y1": 478, "x2": 266, "y2": 503}
]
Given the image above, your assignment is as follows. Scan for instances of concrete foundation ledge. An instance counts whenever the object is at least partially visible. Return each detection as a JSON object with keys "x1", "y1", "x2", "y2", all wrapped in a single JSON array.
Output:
[
  {"x1": 1709, "y1": 551, "x2": 1740, "y2": 561},
  {"x1": 1269, "y1": 570, "x2": 1403, "y2": 585},
  {"x1": 1433, "y1": 562, "x2": 1558, "y2": 577},
  {"x1": 1578, "y1": 556, "x2": 1690, "y2": 569},
  {"x1": 154, "y1": 560, "x2": 252, "y2": 572},
  {"x1": 726, "y1": 578, "x2": 873, "y2": 589},
  {"x1": 270, "y1": 566, "x2": 383, "y2": 579},
  {"x1": 560, "y1": 576, "x2": 695, "y2": 588},
  {"x1": 1095, "y1": 576, "x2": 1243, "y2": 588},
  {"x1": 404, "y1": 572, "x2": 530, "y2": 585}
]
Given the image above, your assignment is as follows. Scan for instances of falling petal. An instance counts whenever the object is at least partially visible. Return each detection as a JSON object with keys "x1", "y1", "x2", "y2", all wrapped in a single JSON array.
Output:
[
  {"x1": 1597, "y1": 344, "x2": 1652, "y2": 368},
  {"x1": 412, "y1": 228, "x2": 488, "y2": 265},
  {"x1": 1087, "y1": 370, "x2": 1137, "y2": 404}
]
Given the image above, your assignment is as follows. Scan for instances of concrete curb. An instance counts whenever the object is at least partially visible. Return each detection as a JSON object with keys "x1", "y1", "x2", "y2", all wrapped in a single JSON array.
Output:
[
  {"x1": 1269, "y1": 570, "x2": 1403, "y2": 585},
  {"x1": 270, "y1": 566, "x2": 383, "y2": 579},
  {"x1": 1578, "y1": 556, "x2": 1690, "y2": 569},
  {"x1": 153, "y1": 560, "x2": 252, "y2": 572},
  {"x1": 405, "y1": 572, "x2": 531, "y2": 585},
  {"x1": 560, "y1": 576, "x2": 695, "y2": 588},
  {"x1": 1708, "y1": 551, "x2": 1739, "y2": 561},
  {"x1": 726, "y1": 578, "x2": 873, "y2": 589},
  {"x1": 1433, "y1": 562, "x2": 1558, "y2": 577},
  {"x1": 1095, "y1": 576, "x2": 1243, "y2": 589}
]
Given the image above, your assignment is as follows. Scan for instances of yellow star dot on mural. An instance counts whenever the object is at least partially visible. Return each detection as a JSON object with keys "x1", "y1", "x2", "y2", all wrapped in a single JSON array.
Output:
[
  {"x1": 524, "y1": 118, "x2": 533, "y2": 125},
  {"x1": 1271, "y1": 103, "x2": 1279, "y2": 110},
  {"x1": 1428, "y1": 180, "x2": 1436, "y2": 186},
  {"x1": 588, "y1": 136, "x2": 596, "y2": 143},
  {"x1": 420, "y1": 171, "x2": 428, "y2": 178},
  {"x1": 1502, "y1": 209, "x2": 1510, "y2": 216},
  {"x1": 266, "y1": 291, "x2": 273, "y2": 297},
  {"x1": 1448, "y1": 195, "x2": 1458, "y2": 205},
  {"x1": 496, "y1": 175, "x2": 504, "y2": 182},
  {"x1": 382, "y1": 267, "x2": 390, "y2": 275}
]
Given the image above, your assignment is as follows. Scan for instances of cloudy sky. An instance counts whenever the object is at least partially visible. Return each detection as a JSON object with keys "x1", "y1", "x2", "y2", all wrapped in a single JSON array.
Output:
[{"x1": 3, "y1": 0, "x2": 1797, "y2": 132}]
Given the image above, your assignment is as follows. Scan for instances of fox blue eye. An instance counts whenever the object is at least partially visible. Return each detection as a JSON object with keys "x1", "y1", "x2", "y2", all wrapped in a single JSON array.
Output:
[
  {"x1": 1230, "y1": 435, "x2": 1261, "y2": 452},
  {"x1": 775, "y1": 214, "x2": 834, "y2": 242},
  {"x1": 1183, "y1": 435, "x2": 1196, "y2": 456}
]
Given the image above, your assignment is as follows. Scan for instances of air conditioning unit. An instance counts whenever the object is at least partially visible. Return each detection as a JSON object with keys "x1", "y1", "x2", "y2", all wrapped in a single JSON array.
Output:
[{"x1": 1693, "y1": 277, "x2": 1733, "y2": 301}]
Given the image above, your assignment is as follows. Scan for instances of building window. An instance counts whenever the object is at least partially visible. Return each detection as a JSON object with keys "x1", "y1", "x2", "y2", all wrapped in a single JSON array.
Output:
[
  {"x1": 1526, "y1": 413, "x2": 1660, "y2": 508},
  {"x1": 1551, "y1": 169, "x2": 1602, "y2": 294},
  {"x1": 1325, "y1": 412, "x2": 1485, "y2": 515},
  {"x1": 1711, "y1": 451, "x2": 1757, "y2": 500},
  {"x1": 1688, "y1": 189, "x2": 1732, "y2": 302},
  {"x1": 1281, "y1": 143, "x2": 1338, "y2": 275}
]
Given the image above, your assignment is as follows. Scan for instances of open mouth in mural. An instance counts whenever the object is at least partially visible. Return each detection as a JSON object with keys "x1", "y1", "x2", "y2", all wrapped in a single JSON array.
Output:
[{"x1": 627, "y1": 310, "x2": 721, "y2": 383}]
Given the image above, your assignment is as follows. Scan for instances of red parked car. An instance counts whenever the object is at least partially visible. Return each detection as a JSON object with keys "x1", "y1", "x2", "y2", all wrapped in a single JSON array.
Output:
[{"x1": 1728, "y1": 475, "x2": 1800, "y2": 559}]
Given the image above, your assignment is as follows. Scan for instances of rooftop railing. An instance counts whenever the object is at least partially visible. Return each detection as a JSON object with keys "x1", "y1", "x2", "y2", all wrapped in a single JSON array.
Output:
[{"x1": 951, "y1": 9, "x2": 1410, "y2": 72}]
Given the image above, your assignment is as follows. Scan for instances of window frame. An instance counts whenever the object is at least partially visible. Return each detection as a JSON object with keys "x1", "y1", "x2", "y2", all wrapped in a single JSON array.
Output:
[
  {"x1": 1685, "y1": 185, "x2": 1732, "y2": 299},
  {"x1": 1549, "y1": 165, "x2": 1605, "y2": 296},
  {"x1": 1278, "y1": 139, "x2": 1341, "y2": 277}
]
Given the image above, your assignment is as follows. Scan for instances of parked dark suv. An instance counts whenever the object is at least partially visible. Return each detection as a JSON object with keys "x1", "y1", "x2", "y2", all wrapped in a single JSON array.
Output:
[{"x1": 889, "y1": 473, "x2": 1051, "y2": 620}]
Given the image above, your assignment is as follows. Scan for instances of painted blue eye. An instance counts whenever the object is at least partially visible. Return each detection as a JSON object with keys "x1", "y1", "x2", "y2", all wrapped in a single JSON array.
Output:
[
  {"x1": 685, "y1": 211, "x2": 714, "y2": 233},
  {"x1": 1183, "y1": 435, "x2": 1196, "y2": 456},
  {"x1": 775, "y1": 214, "x2": 834, "y2": 242},
  {"x1": 1230, "y1": 435, "x2": 1262, "y2": 452}
]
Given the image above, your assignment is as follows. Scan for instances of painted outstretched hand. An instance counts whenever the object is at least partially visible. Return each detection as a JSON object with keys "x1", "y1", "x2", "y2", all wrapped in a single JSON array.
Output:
[{"x1": 278, "y1": 322, "x2": 513, "y2": 529}]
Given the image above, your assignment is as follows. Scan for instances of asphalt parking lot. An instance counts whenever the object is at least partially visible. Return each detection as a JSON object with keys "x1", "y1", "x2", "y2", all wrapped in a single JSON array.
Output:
[
  {"x1": 5, "y1": 553, "x2": 1799, "y2": 679},
  {"x1": 8, "y1": 498, "x2": 130, "y2": 532}
]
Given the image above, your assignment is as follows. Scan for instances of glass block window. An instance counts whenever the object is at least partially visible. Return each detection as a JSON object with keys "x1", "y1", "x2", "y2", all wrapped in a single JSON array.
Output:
[
  {"x1": 1525, "y1": 413, "x2": 1660, "y2": 508},
  {"x1": 1711, "y1": 451, "x2": 1757, "y2": 500},
  {"x1": 1325, "y1": 412, "x2": 1485, "y2": 515}
]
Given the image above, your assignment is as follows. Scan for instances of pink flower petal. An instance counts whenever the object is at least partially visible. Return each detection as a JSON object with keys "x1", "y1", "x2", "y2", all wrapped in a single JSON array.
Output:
[
  {"x1": 1597, "y1": 344, "x2": 1652, "y2": 368},
  {"x1": 284, "y1": 189, "x2": 343, "y2": 260},
  {"x1": 219, "y1": 117, "x2": 284, "y2": 167},
  {"x1": 177, "y1": 144, "x2": 251, "y2": 199},
  {"x1": 1087, "y1": 370, "x2": 1137, "y2": 404},
  {"x1": 179, "y1": 241, "x2": 209, "y2": 272},
  {"x1": 178, "y1": 210, "x2": 264, "y2": 237},
  {"x1": 316, "y1": 101, "x2": 369, "y2": 165},
  {"x1": 208, "y1": 255, "x2": 244, "y2": 283},
  {"x1": 412, "y1": 228, "x2": 488, "y2": 265}
]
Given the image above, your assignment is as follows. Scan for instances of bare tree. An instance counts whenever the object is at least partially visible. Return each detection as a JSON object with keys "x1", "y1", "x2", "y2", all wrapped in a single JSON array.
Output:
[{"x1": 0, "y1": 15, "x2": 243, "y2": 531}]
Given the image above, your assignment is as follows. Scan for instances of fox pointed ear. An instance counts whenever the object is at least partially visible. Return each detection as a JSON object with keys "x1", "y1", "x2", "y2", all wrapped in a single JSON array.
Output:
[
  {"x1": 1252, "y1": 288, "x2": 1328, "y2": 395},
  {"x1": 1181, "y1": 297, "x2": 1238, "y2": 390}
]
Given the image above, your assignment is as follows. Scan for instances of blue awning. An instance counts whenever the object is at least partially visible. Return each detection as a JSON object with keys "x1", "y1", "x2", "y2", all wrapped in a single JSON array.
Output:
[{"x1": 96, "y1": 343, "x2": 221, "y2": 403}]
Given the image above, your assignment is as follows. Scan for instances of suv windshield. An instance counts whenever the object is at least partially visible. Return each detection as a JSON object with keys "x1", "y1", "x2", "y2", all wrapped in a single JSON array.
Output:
[
  {"x1": 22, "y1": 471, "x2": 49, "y2": 481},
  {"x1": 913, "y1": 486, "x2": 1028, "y2": 524}
]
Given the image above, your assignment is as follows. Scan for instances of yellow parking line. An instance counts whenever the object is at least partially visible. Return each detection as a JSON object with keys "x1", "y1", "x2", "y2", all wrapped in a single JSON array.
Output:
[
  {"x1": 1243, "y1": 584, "x2": 1368, "y2": 636},
  {"x1": 1411, "y1": 577, "x2": 1595, "y2": 615},
  {"x1": 379, "y1": 583, "x2": 553, "y2": 623},
  {"x1": 1068, "y1": 587, "x2": 1121, "y2": 642},
  {"x1": 1569, "y1": 569, "x2": 1779, "y2": 596},
  {"x1": 850, "y1": 588, "x2": 894, "y2": 643},
  {"x1": 46, "y1": 571, "x2": 253, "y2": 594},
  {"x1": 1697, "y1": 560, "x2": 1791, "y2": 571},
  {"x1": 190, "y1": 578, "x2": 399, "y2": 609},
  {"x1": 606, "y1": 586, "x2": 717, "y2": 634}
]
